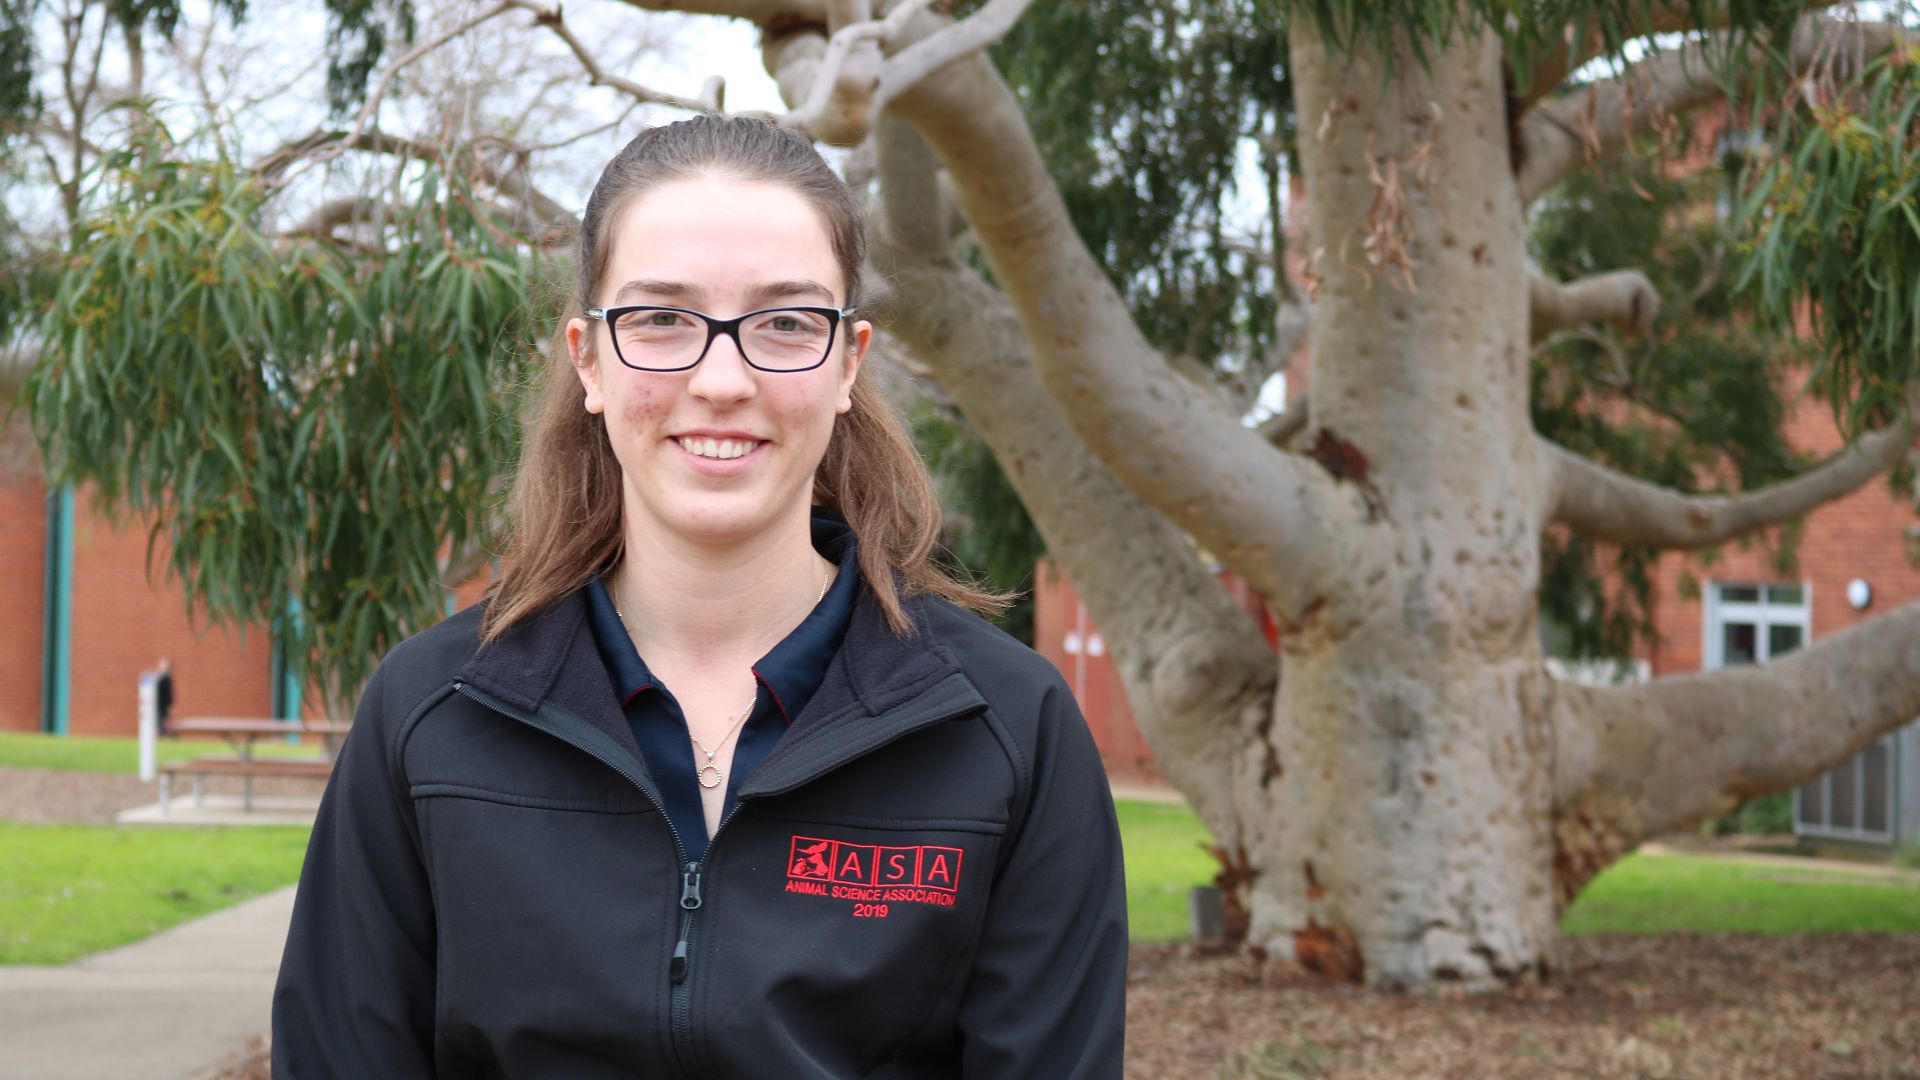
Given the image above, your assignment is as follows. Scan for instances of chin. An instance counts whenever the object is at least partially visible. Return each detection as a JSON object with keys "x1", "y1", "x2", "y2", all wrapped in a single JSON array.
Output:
[{"x1": 654, "y1": 492, "x2": 794, "y2": 547}]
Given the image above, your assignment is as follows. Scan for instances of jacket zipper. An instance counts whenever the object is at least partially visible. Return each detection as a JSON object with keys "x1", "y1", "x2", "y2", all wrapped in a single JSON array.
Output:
[
  {"x1": 451, "y1": 679, "x2": 710, "y2": 1079},
  {"x1": 451, "y1": 676, "x2": 983, "y2": 1077}
]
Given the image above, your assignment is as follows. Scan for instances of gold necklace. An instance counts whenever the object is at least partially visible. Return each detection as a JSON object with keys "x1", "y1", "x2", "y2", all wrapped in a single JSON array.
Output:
[{"x1": 615, "y1": 566, "x2": 834, "y2": 790}]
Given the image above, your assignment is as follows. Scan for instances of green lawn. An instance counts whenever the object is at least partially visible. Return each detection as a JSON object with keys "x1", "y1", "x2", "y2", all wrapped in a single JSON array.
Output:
[
  {"x1": 1113, "y1": 798, "x2": 1920, "y2": 941},
  {"x1": 3, "y1": 792, "x2": 1913, "y2": 967},
  {"x1": 1117, "y1": 799, "x2": 1222, "y2": 940},
  {"x1": 0, "y1": 731, "x2": 326, "y2": 774},
  {"x1": 1562, "y1": 849, "x2": 1920, "y2": 934},
  {"x1": 0, "y1": 821, "x2": 312, "y2": 965}
]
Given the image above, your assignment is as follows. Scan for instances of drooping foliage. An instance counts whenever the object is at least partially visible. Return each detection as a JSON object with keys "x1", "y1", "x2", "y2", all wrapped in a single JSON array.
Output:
[
  {"x1": 321, "y1": 0, "x2": 418, "y2": 117},
  {"x1": 25, "y1": 129, "x2": 544, "y2": 702},
  {"x1": 1735, "y1": 39, "x2": 1920, "y2": 438}
]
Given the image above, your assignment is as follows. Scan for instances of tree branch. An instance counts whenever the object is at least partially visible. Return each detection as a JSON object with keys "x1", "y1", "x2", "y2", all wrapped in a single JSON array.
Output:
[
  {"x1": 257, "y1": 130, "x2": 578, "y2": 233},
  {"x1": 1529, "y1": 269, "x2": 1660, "y2": 343},
  {"x1": 343, "y1": 1, "x2": 519, "y2": 152},
  {"x1": 871, "y1": 34, "x2": 1381, "y2": 620},
  {"x1": 871, "y1": 0, "x2": 1032, "y2": 115},
  {"x1": 506, "y1": 0, "x2": 725, "y2": 114},
  {"x1": 1521, "y1": 1, "x2": 1743, "y2": 109},
  {"x1": 1550, "y1": 597, "x2": 1920, "y2": 897},
  {"x1": 1542, "y1": 383, "x2": 1920, "y2": 548},
  {"x1": 870, "y1": 114, "x2": 1278, "y2": 841},
  {"x1": 1517, "y1": 15, "x2": 1903, "y2": 204},
  {"x1": 280, "y1": 197, "x2": 403, "y2": 241},
  {"x1": 1259, "y1": 393, "x2": 1310, "y2": 449}
]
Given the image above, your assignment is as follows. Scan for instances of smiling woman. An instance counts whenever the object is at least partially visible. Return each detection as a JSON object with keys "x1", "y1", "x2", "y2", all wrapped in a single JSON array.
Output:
[{"x1": 271, "y1": 115, "x2": 1130, "y2": 1079}]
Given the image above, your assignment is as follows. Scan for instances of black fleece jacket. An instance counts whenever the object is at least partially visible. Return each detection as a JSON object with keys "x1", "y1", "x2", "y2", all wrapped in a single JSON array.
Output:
[{"x1": 270, "y1": 577, "x2": 1127, "y2": 1078}]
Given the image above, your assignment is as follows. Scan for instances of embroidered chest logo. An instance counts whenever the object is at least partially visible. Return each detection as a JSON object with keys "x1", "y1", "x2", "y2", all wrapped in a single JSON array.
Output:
[{"x1": 784, "y1": 835, "x2": 963, "y2": 912}]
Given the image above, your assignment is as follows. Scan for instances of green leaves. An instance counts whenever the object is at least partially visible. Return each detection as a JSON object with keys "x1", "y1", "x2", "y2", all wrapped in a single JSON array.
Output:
[
  {"x1": 1733, "y1": 41, "x2": 1920, "y2": 439},
  {"x1": 26, "y1": 142, "x2": 542, "y2": 705}
]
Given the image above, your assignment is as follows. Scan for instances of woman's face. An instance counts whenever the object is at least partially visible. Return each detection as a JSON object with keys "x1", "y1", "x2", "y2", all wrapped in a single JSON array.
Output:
[{"x1": 568, "y1": 175, "x2": 869, "y2": 551}]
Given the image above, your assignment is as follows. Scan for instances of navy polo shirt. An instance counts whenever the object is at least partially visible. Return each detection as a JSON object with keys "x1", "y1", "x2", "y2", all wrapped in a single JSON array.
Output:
[{"x1": 583, "y1": 513, "x2": 858, "y2": 865}]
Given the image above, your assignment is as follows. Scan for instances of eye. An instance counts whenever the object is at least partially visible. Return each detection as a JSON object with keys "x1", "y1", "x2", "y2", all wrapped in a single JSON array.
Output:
[
  {"x1": 768, "y1": 315, "x2": 802, "y2": 333},
  {"x1": 646, "y1": 310, "x2": 689, "y2": 327}
]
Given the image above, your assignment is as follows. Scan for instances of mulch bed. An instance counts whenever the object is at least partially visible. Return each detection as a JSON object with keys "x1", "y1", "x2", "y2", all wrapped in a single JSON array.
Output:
[
  {"x1": 1127, "y1": 935, "x2": 1920, "y2": 1079},
  {"x1": 0, "y1": 766, "x2": 321, "y2": 825}
]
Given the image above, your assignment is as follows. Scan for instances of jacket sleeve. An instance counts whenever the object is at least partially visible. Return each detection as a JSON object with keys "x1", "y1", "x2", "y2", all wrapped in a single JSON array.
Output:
[
  {"x1": 272, "y1": 662, "x2": 438, "y2": 1077},
  {"x1": 956, "y1": 680, "x2": 1128, "y2": 1078}
]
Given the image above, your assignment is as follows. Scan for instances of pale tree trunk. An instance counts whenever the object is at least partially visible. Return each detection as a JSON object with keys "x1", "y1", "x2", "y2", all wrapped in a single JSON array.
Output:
[{"x1": 1235, "y1": 21, "x2": 1560, "y2": 987}]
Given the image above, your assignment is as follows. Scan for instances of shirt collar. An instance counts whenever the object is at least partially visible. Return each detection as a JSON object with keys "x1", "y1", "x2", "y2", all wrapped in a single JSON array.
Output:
[{"x1": 583, "y1": 510, "x2": 859, "y2": 718}]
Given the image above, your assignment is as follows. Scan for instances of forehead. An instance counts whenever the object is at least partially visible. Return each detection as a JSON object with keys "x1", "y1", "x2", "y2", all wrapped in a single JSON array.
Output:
[{"x1": 600, "y1": 176, "x2": 843, "y2": 302}]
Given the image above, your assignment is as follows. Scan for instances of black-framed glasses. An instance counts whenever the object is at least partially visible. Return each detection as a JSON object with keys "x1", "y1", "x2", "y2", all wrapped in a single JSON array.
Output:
[{"x1": 584, "y1": 304, "x2": 857, "y2": 373}]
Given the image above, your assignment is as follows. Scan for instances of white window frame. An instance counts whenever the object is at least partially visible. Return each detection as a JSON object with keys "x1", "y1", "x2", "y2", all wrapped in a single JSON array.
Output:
[{"x1": 1702, "y1": 580, "x2": 1811, "y2": 669}]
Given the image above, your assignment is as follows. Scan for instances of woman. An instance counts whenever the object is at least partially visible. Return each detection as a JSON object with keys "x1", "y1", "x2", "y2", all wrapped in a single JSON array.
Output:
[{"x1": 272, "y1": 115, "x2": 1127, "y2": 1078}]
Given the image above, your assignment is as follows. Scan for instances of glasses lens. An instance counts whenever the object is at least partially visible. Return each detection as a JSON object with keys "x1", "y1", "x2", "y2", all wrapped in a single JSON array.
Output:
[
  {"x1": 740, "y1": 308, "x2": 834, "y2": 371},
  {"x1": 610, "y1": 308, "x2": 706, "y2": 370}
]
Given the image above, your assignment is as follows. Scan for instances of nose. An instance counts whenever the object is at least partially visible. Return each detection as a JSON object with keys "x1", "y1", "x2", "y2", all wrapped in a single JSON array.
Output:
[{"x1": 685, "y1": 327, "x2": 758, "y2": 406}]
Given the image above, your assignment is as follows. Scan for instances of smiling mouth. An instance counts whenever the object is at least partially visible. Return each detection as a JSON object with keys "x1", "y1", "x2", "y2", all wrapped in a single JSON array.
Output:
[{"x1": 675, "y1": 436, "x2": 763, "y2": 460}]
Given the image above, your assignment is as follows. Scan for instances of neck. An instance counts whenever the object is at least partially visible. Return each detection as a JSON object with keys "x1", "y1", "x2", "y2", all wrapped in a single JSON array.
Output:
[{"x1": 612, "y1": 506, "x2": 831, "y2": 668}]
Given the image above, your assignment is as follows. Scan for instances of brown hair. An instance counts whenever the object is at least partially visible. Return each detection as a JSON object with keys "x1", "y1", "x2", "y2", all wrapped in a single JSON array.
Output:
[{"x1": 481, "y1": 115, "x2": 1005, "y2": 643}]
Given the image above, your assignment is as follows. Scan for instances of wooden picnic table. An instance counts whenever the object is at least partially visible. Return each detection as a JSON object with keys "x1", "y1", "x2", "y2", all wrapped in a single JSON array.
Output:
[
  {"x1": 159, "y1": 718, "x2": 353, "y2": 813},
  {"x1": 167, "y1": 717, "x2": 353, "y2": 761}
]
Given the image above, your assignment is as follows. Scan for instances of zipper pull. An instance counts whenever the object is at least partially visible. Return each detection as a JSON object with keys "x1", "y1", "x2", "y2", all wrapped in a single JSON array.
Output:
[
  {"x1": 680, "y1": 862, "x2": 703, "y2": 910},
  {"x1": 670, "y1": 863, "x2": 701, "y2": 985},
  {"x1": 670, "y1": 938, "x2": 690, "y2": 984}
]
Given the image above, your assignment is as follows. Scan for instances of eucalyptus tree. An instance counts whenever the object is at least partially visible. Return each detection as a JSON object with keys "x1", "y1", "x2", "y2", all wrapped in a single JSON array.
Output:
[{"x1": 11, "y1": 0, "x2": 1920, "y2": 991}]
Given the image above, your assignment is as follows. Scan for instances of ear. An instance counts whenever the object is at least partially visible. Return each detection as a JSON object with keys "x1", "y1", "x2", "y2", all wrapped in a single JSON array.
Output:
[
  {"x1": 567, "y1": 316, "x2": 604, "y2": 415},
  {"x1": 836, "y1": 319, "x2": 871, "y2": 415}
]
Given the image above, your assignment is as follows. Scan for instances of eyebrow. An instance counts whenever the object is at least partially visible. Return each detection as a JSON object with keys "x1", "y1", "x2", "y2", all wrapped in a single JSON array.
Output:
[{"x1": 609, "y1": 278, "x2": 839, "y2": 308}]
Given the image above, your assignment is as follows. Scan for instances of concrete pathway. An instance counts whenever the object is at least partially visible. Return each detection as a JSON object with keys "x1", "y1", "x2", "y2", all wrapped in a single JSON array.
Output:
[{"x1": 0, "y1": 885, "x2": 295, "y2": 1080}]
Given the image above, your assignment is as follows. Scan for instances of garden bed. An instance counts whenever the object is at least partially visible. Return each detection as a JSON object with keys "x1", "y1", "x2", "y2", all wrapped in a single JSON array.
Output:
[{"x1": 1126, "y1": 933, "x2": 1920, "y2": 1079}]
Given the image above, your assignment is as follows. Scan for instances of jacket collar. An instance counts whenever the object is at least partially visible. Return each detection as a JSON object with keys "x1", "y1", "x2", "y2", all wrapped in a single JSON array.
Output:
[{"x1": 456, "y1": 551, "x2": 970, "y2": 772}]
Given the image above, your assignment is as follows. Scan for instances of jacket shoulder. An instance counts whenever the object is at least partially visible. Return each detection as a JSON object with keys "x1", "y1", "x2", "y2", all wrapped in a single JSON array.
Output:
[
  {"x1": 372, "y1": 601, "x2": 486, "y2": 709},
  {"x1": 920, "y1": 596, "x2": 1073, "y2": 717}
]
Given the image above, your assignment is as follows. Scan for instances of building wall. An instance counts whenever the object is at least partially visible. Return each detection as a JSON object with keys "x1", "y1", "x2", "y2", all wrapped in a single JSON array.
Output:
[
  {"x1": 1638, "y1": 388, "x2": 1920, "y2": 676},
  {"x1": 63, "y1": 491, "x2": 275, "y2": 737},
  {"x1": 1034, "y1": 559, "x2": 1281, "y2": 782},
  {"x1": 0, "y1": 463, "x2": 48, "y2": 733}
]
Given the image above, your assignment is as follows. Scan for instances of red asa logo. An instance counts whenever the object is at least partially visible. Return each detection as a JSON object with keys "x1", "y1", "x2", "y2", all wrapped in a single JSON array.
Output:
[{"x1": 786, "y1": 835, "x2": 964, "y2": 908}]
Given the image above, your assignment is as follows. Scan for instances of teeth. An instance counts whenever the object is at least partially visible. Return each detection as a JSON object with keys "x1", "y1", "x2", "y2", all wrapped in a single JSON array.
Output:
[{"x1": 679, "y1": 437, "x2": 757, "y2": 460}]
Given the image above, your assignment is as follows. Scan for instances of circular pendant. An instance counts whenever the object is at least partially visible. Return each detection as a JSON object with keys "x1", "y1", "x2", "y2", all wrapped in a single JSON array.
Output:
[{"x1": 698, "y1": 764, "x2": 723, "y2": 789}]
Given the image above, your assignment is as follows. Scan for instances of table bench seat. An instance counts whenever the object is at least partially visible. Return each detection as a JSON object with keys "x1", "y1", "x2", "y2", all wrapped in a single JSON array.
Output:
[{"x1": 158, "y1": 755, "x2": 334, "y2": 813}]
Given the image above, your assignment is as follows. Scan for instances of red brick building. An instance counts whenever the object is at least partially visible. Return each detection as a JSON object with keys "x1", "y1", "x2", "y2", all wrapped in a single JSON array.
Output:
[{"x1": 0, "y1": 419, "x2": 493, "y2": 736}]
